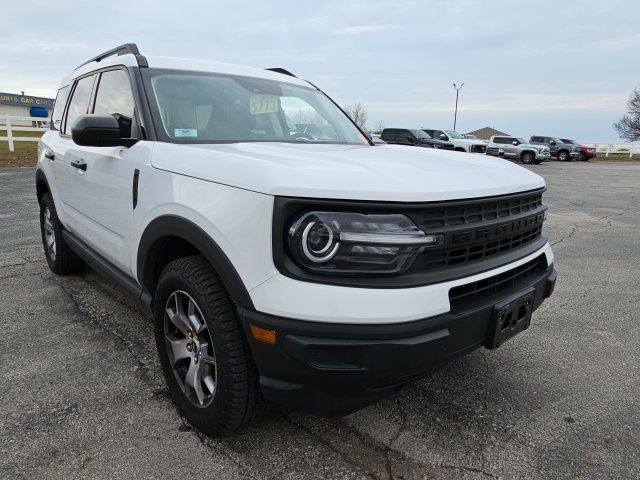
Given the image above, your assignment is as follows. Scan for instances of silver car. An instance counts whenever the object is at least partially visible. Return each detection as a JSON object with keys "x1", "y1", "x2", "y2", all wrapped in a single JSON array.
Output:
[{"x1": 486, "y1": 136, "x2": 550, "y2": 164}]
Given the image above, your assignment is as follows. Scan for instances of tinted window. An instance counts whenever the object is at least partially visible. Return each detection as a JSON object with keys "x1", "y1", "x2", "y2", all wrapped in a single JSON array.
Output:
[
  {"x1": 433, "y1": 130, "x2": 446, "y2": 140},
  {"x1": 51, "y1": 86, "x2": 70, "y2": 131},
  {"x1": 63, "y1": 75, "x2": 95, "y2": 134},
  {"x1": 530, "y1": 137, "x2": 543, "y2": 143},
  {"x1": 380, "y1": 129, "x2": 396, "y2": 141},
  {"x1": 94, "y1": 69, "x2": 136, "y2": 137}
]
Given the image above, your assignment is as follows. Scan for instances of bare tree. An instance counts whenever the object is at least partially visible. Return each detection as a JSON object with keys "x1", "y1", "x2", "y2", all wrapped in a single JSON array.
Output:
[
  {"x1": 614, "y1": 86, "x2": 640, "y2": 141},
  {"x1": 343, "y1": 103, "x2": 368, "y2": 130},
  {"x1": 372, "y1": 120, "x2": 385, "y2": 134}
]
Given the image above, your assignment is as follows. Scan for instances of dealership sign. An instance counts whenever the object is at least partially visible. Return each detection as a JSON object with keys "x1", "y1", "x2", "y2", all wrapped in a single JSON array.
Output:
[{"x1": 0, "y1": 92, "x2": 54, "y2": 109}]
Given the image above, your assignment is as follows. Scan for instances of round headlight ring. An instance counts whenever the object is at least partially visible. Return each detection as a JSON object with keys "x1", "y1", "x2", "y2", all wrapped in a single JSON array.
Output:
[{"x1": 301, "y1": 221, "x2": 340, "y2": 263}]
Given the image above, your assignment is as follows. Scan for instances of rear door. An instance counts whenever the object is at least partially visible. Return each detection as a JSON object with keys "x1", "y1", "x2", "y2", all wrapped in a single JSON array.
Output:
[
  {"x1": 50, "y1": 74, "x2": 98, "y2": 226},
  {"x1": 64, "y1": 68, "x2": 141, "y2": 273},
  {"x1": 502, "y1": 137, "x2": 518, "y2": 158}
]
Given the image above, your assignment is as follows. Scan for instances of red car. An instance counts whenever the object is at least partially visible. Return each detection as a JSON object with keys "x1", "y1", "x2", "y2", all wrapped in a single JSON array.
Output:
[{"x1": 561, "y1": 139, "x2": 596, "y2": 161}]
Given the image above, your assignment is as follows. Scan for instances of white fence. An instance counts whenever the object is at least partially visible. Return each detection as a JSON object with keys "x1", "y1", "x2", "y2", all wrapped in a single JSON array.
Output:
[
  {"x1": 0, "y1": 115, "x2": 50, "y2": 152},
  {"x1": 583, "y1": 142, "x2": 639, "y2": 158}
]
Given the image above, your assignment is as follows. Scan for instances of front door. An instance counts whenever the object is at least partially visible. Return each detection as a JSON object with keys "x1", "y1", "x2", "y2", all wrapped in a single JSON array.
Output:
[{"x1": 64, "y1": 68, "x2": 140, "y2": 274}]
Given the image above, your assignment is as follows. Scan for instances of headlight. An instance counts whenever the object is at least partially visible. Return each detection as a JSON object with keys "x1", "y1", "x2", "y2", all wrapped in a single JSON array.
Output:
[{"x1": 287, "y1": 211, "x2": 442, "y2": 275}]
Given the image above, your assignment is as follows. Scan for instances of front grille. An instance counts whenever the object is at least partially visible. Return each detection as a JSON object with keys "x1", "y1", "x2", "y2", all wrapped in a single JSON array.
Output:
[
  {"x1": 416, "y1": 190, "x2": 543, "y2": 229},
  {"x1": 448, "y1": 255, "x2": 548, "y2": 309},
  {"x1": 406, "y1": 189, "x2": 546, "y2": 272},
  {"x1": 424, "y1": 224, "x2": 543, "y2": 267},
  {"x1": 470, "y1": 144, "x2": 487, "y2": 153}
]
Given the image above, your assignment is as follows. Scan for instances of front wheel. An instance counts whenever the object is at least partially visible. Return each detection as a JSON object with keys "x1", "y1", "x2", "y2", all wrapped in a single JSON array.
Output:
[
  {"x1": 154, "y1": 255, "x2": 267, "y2": 435},
  {"x1": 521, "y1": 151, "x2": 535, "y2": 164},
  {"x1": 557, "y1": 150, "x2": 570, "y2": 161}
]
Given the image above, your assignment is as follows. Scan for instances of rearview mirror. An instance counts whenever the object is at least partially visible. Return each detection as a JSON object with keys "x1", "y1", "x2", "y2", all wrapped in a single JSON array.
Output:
[{"x1": 71, "y1": 114, "x2": 137, "y2": 147}]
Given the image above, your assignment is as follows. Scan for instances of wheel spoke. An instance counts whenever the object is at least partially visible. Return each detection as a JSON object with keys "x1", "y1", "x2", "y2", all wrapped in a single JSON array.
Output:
[
  {"x1": 185, "y1": 359, "x2": 206, "y2": 405},
  {"x1": 200, "y1": 343, "x2": 216, "y2": 366},
  {"x1": 187, "y1": 299, "x2": 205, "y2": 334},
  {"x1": 166, "y1": 335, "x2": 190, "y2": 366},
  {"x1": 166, "y1": 294, "x2": 192, "y2": 336}
]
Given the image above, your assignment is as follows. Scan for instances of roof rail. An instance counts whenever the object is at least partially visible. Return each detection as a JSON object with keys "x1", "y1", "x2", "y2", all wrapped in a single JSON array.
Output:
[
  {"x1": 265, "y1": 67, "x2": 297, "y2": 78},
  {"x1": 76, "y1": 43, "x2": 148, "y2": 70}
]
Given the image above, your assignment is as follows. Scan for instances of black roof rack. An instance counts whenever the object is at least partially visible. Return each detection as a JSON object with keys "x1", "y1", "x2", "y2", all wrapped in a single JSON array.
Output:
[
  {"x1": 76, "y1": 43, "x2": 148, "y2": 70},
  {"x1": 265, "y1": 67, "x2": 297, "y2": 78}
]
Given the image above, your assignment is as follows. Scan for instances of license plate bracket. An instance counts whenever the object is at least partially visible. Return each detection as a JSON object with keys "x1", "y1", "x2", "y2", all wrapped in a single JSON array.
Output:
[{"x1": 485, "y1": 289, "x2": 535, "y2": 350}]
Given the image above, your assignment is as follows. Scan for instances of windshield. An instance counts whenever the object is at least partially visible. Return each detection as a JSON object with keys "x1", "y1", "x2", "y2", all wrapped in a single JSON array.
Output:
[
  {"x1": 444, "y1": 129, "x2": 464, "y2": 139},
  {"x1": 410, "y1": 129, "x2": 430, "y2": 139},
  {"x1": 144, "y1": 69, "x2": 369, "y2": 145},
  {"x1": 561, "y1": 139, "x2": 576, "y2": 144}
]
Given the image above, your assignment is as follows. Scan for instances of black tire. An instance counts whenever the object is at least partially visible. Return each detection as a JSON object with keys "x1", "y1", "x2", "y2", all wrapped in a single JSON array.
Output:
[
  {"x1": 39, "y1": 192, "x2": 85, "y2": 275},
  {"x1": 557, "y1": 150, "x2": 570, "y2": 161},
  {"x1": 521, "y1": 151, "x2": 535, "y2": 164},
  {"x1": 153, "y1": 255, "x2": 267, "y2": 435}
]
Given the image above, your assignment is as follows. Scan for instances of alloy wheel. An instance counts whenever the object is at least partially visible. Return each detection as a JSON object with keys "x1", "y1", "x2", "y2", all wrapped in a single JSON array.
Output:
[
  {"x1": 43, "y1": 207, "x2": 56, "y2": 261},
  {"x1": 164, "y1": 290, "x2": 217, "y2": 408}
]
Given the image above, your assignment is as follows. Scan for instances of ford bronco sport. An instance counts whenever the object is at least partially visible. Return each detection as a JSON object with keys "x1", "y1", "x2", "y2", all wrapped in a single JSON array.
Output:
[{"x1": 36, "y1": 44, "x2": 557, "y2": 435}]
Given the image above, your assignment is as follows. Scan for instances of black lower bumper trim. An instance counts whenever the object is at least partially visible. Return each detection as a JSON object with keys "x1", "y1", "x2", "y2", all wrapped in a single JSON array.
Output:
[{"x1": 238, "y1": 262, "x2": 556, "y2": 416}]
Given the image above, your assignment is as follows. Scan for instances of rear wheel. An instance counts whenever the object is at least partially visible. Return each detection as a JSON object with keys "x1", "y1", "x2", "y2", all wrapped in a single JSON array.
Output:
[
  {"x1": 521, "y1": 151, "x2": 535, "y2": 164},
  {"x1": 154, "y1": 255, "x2": 267, "y2": 435},
  {"x1": 39, "y1": 193, "x2": 85, "y2": 275}
]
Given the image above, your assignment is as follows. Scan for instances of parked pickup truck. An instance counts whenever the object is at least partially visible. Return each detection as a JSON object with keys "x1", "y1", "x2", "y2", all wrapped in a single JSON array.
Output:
[
  {"x1": 380, "y1": 128, "x2": 454, "y2": 149},
  {"x1": 422, "y1": 128, "x2": 487, "y2": 153},
  {"x1": 560, "y1": 139, "x2": 596, "y2": 161},
  {"x1": 486, "y1": 136, "x2": 550, "y2": 164},
  {"x1": 529, "y1": 136, "x2": 580, "y2": 161},
  {"x1": 36, "y1": 43, "x2": 556, "y2": 436}
]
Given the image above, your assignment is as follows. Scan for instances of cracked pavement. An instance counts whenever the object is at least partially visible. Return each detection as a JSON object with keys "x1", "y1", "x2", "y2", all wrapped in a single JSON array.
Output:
[{"x1": 1, "y1": 162, "x2": 639, "y2": 479}]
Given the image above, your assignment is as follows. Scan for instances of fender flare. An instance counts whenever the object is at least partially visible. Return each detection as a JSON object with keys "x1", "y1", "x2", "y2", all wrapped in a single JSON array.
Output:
[
  {"x1": 137, "y1": 215, "x2": 254, "y2": 309},
  {"x1": 35, "y1": 168, "x2": 51, "y2": 202}
]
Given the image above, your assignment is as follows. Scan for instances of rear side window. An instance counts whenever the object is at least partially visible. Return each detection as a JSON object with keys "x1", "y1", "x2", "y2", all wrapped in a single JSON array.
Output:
[
  {"x1": 381, "y1": 129, "x2": 396, "y2": 141},
  {"x1": 51, "y1": 86, "x2": 70, "y2": 131},
  {"x1": 93, "y1": 69, "x2": 136, "y2": 137},
  {"x1": 63, "y1": 75, "x2": 95, "y2": 135}
]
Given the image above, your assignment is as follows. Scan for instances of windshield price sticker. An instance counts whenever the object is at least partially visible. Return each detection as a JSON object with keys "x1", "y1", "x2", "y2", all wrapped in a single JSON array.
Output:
[{"x1": 250, "y1": 95, "x2": 279, "y2": 115}]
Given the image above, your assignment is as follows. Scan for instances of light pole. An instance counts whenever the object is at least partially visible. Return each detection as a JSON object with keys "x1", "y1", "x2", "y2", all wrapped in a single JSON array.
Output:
[{"x1": 453, "y1": 83, "x2": 464, "y2": 130}]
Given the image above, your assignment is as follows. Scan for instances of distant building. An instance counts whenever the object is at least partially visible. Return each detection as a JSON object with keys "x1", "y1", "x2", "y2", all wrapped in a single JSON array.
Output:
[
  {"x1": 466, "y1": 127, "x2": 509, "y2": 140},
  {"x1": 0, "y1": 91, "x2": 54, "y2": 126}
]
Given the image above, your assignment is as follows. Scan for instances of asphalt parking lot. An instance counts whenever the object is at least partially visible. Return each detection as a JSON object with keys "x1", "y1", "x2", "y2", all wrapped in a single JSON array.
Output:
[{"x1": 1, "y1": 161, "x2": 639, "y2": 480}]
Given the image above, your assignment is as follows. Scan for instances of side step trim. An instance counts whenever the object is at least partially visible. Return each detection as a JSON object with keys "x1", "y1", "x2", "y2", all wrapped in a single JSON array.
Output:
[{"x1": 62, "y1": 230, "x2": 152, "y2": 312}]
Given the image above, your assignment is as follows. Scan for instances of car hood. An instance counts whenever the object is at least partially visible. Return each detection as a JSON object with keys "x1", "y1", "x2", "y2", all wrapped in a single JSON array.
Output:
[{"x1": 150, "y1": 142, "x2": 545, "y2": 202}]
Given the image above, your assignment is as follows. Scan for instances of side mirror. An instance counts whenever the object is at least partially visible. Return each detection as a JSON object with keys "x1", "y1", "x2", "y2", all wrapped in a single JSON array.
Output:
[
  {"x1": 549, "y1": 140, "x2": 556, "y2": 145},
  {"x1": 439, "y1": 134, "x2": 447, "y2": 140},
  {"x1": 512, "y1": 140, "x2": 518, "y2": 146},
  {"x1": 71, "y1": 114, "x2": 137, "y2": 147}
]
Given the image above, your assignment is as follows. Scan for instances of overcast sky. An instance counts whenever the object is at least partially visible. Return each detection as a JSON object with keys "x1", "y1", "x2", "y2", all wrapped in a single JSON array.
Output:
[{"x1": 2, "y1": 0, "x2": 638, "y2": 141}]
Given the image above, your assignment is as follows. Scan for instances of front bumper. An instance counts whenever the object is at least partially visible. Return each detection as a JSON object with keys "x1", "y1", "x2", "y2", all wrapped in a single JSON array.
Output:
[
  {"x1": 536, "y1": 152, "x2": 551, "y2": 161},
  {"x1": 239, "y1": 260, "x2": 556, "y2": 415}
]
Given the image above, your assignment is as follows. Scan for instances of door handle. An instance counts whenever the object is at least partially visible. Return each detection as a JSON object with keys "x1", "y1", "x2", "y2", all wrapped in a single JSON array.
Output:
[
  {"x1": 71, "y1": 160, "x2": 87, "y2": 171},
  {"x1": 44, "y1": 151, "x2": 55, "y2": 161}
]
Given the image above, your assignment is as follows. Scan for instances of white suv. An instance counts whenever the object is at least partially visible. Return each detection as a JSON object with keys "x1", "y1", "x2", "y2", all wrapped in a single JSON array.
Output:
[
  {"x1": 37, "y1": 44, "x2": 557, "y2": 435},
  {"x1": 422, "y1": 128, "x2": 487, "y2": 153}
]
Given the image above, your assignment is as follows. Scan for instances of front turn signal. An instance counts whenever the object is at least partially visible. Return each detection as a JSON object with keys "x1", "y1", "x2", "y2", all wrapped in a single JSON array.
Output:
[{"x1": 249, "y1": 324, "x2": 277, "y2": 345}]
